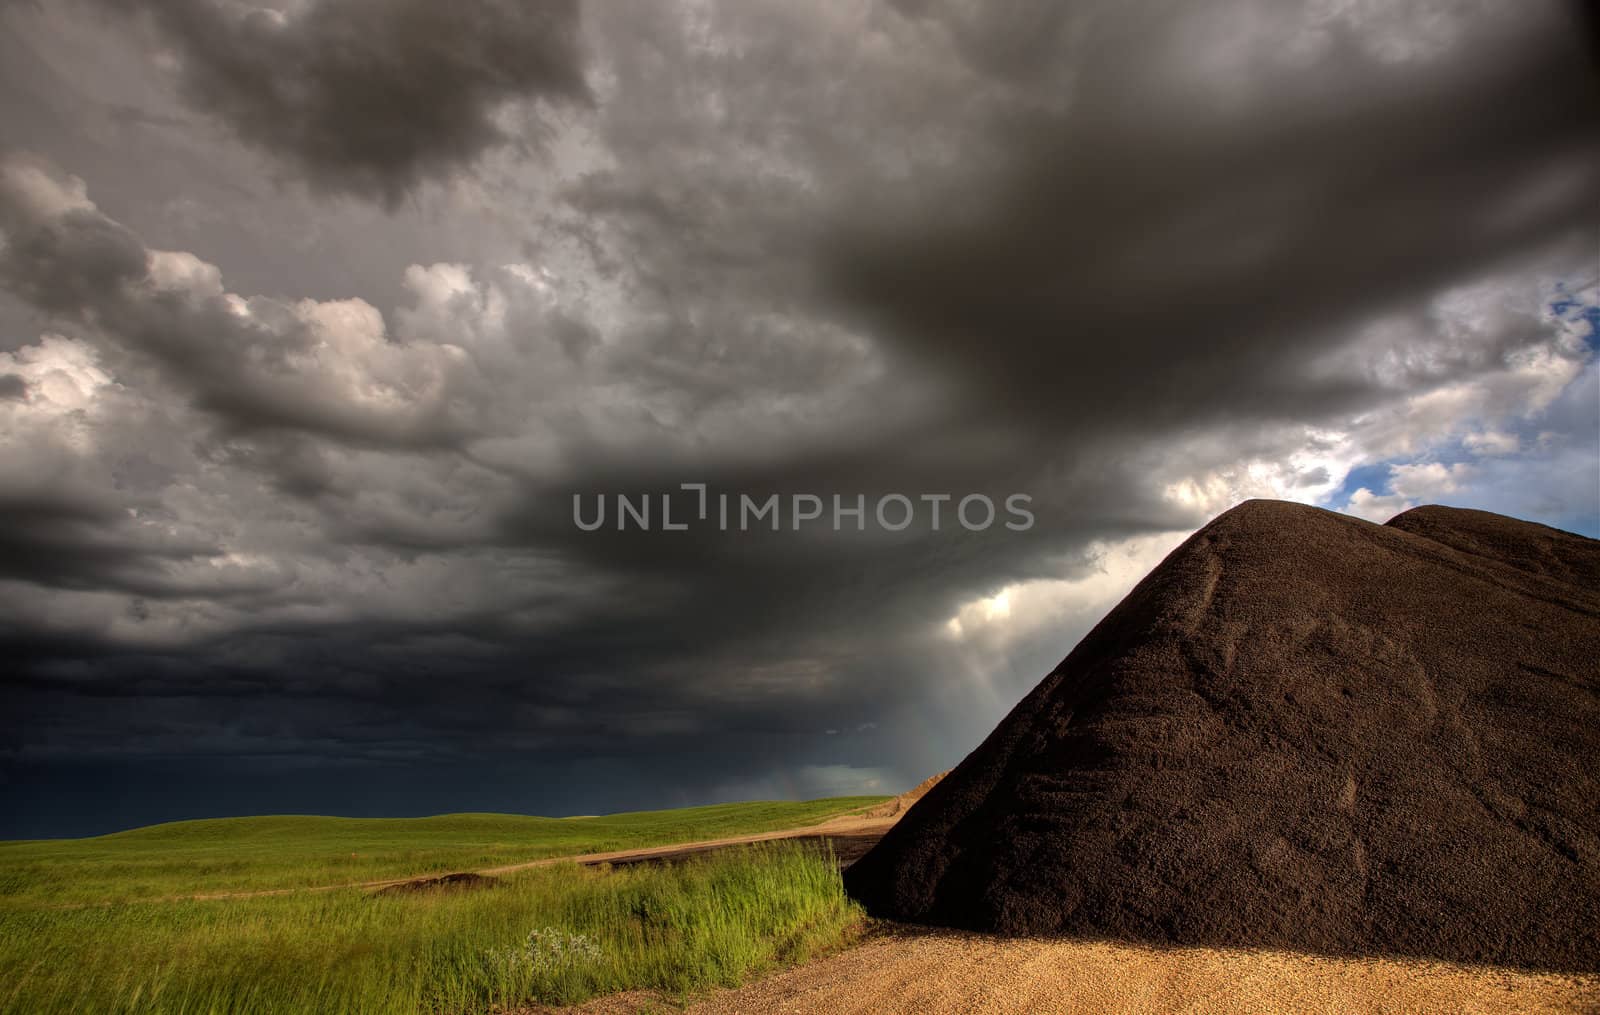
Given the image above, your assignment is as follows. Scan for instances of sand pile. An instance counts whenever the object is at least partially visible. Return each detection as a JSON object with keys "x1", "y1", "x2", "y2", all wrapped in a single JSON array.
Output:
[
  {"x1": 863, "y1": 772, "x2": 949, "y2": 820},
  {"x1": 845, "y1": 501, "x2": 1600, "y2": 971}
]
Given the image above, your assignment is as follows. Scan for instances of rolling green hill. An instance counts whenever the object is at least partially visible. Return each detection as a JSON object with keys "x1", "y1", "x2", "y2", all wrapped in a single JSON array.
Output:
[{"x1": 0, "y1": 796, "x2": 887, "y2": 906}]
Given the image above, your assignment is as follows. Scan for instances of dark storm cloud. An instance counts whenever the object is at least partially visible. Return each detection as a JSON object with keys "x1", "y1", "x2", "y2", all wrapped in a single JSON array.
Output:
[
  {"x1": 2, "y1": 1, "x2": 1598, "y2": 836},
  {"x1": 0, "y1": 196, "x2": 147, "y2": 316},
  {"x1": 492, "y1": 435, "x2": 1174, "y2": 672},
  {"x1": 0, "y1": 493, "x2": 222, "y2": 598},
  {"x1": 432, "y1": 0, "x2": 1600, "y2": 766},
  {"x1": 96, "y1": 0, "x2": 590, "y2": 207},
  {"x1": 820, "y1": 3, "x2": 1600, "y2": 435}
]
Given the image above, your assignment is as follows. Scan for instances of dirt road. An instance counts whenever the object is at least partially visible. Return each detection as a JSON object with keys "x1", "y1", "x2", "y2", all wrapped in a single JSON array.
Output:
[
  {"x1": 479, "y1": 811, "x2": 892, "y2": 877},
  {"x1": 546, "y1": 925, "x2": 1600, "y2": 1015},
  {"x1": 134, "y1": 782, "x2": 942, "y2": 905},
  {"x1": 150, "y1": 811, "x2": 896, "y2": 903}
]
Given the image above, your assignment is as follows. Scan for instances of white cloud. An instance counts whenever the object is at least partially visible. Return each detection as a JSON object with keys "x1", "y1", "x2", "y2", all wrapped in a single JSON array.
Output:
[
  {"x1": 1344, "y1": 487, "x2": 1413, "y2": 522},
  {"x1": 0, "y1": 161, "x2": 94, "y2": 219},
  {"x1": 1388, "y1": 461, "x2": 1477, "y2": 500},
  {"x1": 0, "y1": 162, "x2": 494, "y2": 447},
  {"x1": 940, "y1": 530, "x2": 1192, "y2": 710},
  {"x1": 1463, "y1": 430, "x2": 1519, "y2": 456}
]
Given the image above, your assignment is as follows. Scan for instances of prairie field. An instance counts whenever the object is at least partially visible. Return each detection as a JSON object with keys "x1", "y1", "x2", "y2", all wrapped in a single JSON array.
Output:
[
  {"x1": 0, "y1": 798, "x2": 883, "y2": 1014},
  {"x1": 0, "y1": 797, "x2": 885, "y2": 906}
]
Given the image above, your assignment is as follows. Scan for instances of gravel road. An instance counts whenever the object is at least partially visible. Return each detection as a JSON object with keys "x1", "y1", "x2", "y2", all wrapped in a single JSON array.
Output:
[{"x1": 542, "y1": 925, "x2": 1600, "y2": 1015}]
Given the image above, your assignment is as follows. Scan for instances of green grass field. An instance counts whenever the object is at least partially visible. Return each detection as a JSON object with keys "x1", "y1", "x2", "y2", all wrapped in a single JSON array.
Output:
[
  {"x1": 1, "y1": 843, "x2": 862, "y2": 1014},
  {"x1": 0, "y1": 797, "x2": 887, "y2": 1014},
  {"x1": 0, "y1": 797, "x2": 886, "y2": 906}
]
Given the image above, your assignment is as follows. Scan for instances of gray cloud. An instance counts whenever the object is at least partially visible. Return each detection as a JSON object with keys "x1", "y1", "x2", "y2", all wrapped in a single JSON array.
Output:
[
  {"x1": 818, "y1": 2, "x2": 1599, "y2": 436},
  {"x1": 0, "y1": 162, "x2": 494, "y2": 447},
  {"x1": 96, "y1": 0, "x2": 590, "y2": 207},
  {"x1": 1, "y1": 0, "x2": 1597, "y2": 836}
]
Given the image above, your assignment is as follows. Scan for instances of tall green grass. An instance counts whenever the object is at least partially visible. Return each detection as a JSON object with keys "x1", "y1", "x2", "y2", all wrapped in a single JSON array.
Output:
[
  {"x1": 0, "y1": 843, "x2": 863, "y2": 1014},
  {"x1": 0, "y1": 797, "x2": 885, "y2": 906}
]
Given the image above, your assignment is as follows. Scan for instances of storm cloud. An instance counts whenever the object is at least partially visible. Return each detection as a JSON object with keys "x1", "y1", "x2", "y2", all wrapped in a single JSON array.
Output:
[
  {"x1": 0, "y1": 0, "x2": 1595, "y2": 837},
  {"x1": 94, "y1": 0, "x2": 591, "y2": 206}
]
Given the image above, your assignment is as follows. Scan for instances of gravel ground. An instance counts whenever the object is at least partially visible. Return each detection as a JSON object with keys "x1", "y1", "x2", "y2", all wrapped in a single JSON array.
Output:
[{"x1": 539, "y1": 925, "x2": 1600, "y2": 1015}]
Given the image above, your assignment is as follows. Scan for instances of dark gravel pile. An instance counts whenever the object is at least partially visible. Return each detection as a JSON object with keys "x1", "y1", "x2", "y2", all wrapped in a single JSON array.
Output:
[{"x1": 845, "y1": 500, "x2": 1600, "y2": 971}]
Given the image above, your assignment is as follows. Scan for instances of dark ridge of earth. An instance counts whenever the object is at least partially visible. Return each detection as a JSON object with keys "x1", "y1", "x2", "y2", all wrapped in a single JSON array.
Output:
[
  {"x1": 589, "y1": 833, "x2": 887, "y2": 871},
  {"x1": 373, "y1": 872, "x2": 500, "y2": 895},
  {"x1": 844, "y1": 500, "x2": 1600, "y2": 972}
]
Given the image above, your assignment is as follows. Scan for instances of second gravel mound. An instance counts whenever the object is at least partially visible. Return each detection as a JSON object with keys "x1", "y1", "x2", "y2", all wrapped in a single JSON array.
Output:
[{"x1": 844, "y1": 501, "x2": 1600, "y2": 972}]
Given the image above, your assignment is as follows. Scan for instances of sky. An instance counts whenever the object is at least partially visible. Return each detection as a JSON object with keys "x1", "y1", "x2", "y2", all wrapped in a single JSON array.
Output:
[{"x1": 1, "y1": 0, "x2": 1596, "y2": 838}]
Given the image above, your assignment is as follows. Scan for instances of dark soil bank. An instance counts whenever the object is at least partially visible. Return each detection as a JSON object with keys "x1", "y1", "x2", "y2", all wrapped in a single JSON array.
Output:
[
  {"x1": 845, "y1": 500, "x2": 1600, "y2": 972},
  {"x1": 591, "y1": 833, "x2": 885, "y2": 870},
  {"x1": 374, "y1": 872, "x2": 499, "y2": 895}
]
